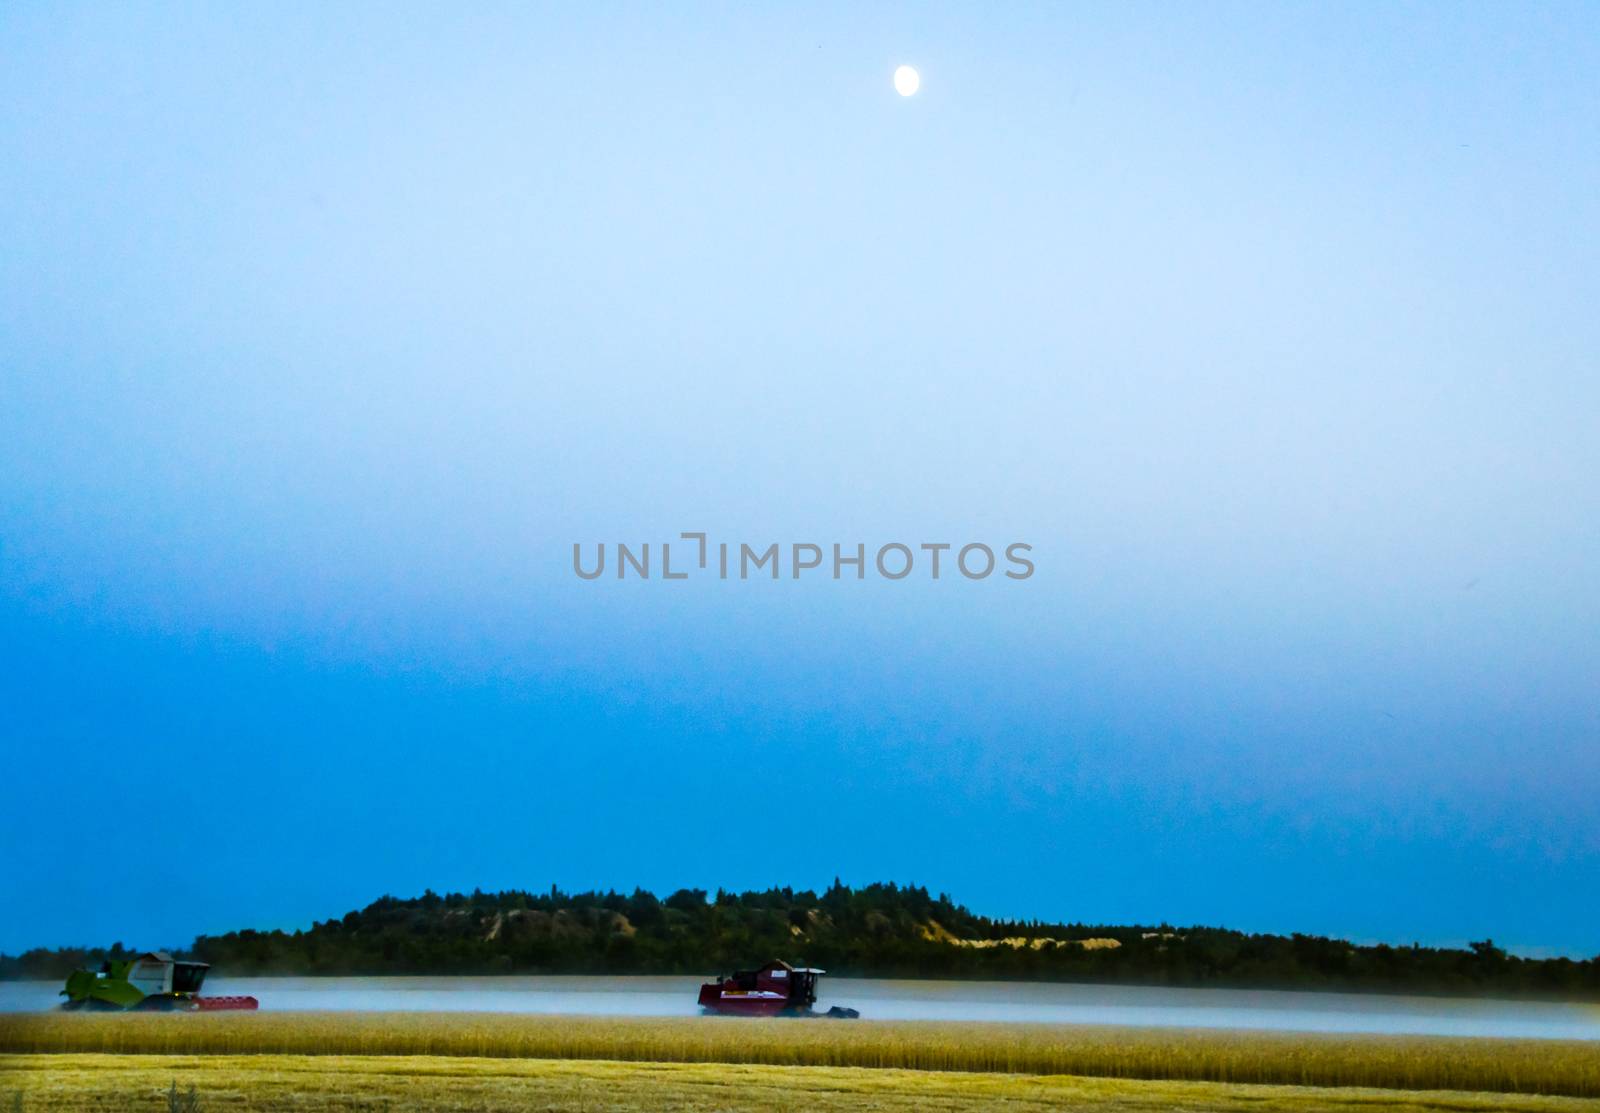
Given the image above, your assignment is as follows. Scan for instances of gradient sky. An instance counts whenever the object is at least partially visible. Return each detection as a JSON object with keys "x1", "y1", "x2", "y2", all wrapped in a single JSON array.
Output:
[{"x1": 3, "y1": 3, "x2": 1598, "y2": 958}]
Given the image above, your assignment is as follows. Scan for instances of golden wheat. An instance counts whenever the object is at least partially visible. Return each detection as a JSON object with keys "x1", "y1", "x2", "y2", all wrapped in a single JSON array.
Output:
[
  {"x1": 7, "y1": 1053, "x2": 1600, "y2": 1113},
  {"x1": 2, "y1": 1012, "x2": 1597, "y2": 1098}
]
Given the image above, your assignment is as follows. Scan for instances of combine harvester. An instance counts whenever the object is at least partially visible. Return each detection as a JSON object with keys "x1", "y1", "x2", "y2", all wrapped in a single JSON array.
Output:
[
  {"x1": 60, "y1": 952, "x2": 258, "y2": 1012},
  {"x1": 698, "y1": 959, "x2": 858, "y2": 1018}
]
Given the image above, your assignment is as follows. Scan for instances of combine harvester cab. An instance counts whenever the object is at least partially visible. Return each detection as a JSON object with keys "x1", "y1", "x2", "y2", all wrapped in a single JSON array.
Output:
[
  {"x1": 60, "y1": 952, "x2": 258, "y2": 1012},
  {"x1": 697, "y1": 959, "x2": 856, "y2": 1018}
]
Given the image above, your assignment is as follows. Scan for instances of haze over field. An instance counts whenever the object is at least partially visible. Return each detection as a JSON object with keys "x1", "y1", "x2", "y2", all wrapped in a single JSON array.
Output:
[{"x1": 2, "y1": 4, "x2": 1598, "y2": 956}]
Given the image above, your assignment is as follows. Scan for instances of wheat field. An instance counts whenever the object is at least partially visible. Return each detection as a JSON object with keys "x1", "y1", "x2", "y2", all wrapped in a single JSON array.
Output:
[
  {"x1": 3, "y1": 1012, "x2": 1598, "y2": 1098},
  {"x1": 5, "y1": 1053, "x2": 1600, "y2": 1113}
]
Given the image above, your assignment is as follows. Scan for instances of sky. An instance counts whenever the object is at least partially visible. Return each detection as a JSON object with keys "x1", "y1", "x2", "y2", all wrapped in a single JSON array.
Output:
[{"x1": 2, "y1": 2, "x2": 1598, "y2": 958}]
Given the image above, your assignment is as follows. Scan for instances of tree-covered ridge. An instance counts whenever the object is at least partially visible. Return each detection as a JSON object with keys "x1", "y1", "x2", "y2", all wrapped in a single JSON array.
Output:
[{"x1": 5, "y1": 880, "x2": 1597, "y2": 1000}]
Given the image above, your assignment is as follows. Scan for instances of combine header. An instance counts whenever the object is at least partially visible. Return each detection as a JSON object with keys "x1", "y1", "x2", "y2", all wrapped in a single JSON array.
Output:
[
  {"x1": 698, "y1": 959, "x2": 857, "y2": 1018},
  {"x1": 60, "y1": 952, "x2": 257, "y2": 1012}
]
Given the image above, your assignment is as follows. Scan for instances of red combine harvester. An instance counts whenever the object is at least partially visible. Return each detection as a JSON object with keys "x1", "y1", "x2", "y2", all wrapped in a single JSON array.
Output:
[{"x1": 697, "y1": 959, "x2": 857, "y2": 1018}]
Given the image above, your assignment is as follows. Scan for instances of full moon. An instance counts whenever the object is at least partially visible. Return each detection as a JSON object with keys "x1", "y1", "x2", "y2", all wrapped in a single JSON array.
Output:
[{"x1": 894, "y1": 65, "x2": 920, "y2": 97}]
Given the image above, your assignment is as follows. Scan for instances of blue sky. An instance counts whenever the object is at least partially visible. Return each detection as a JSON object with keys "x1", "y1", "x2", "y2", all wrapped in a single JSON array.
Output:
[{"x1": 2, "y1": 2, "x2": 1598, "y2": 957}]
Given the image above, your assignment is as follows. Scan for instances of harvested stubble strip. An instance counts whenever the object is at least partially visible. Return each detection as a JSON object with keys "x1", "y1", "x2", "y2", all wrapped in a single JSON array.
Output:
[{"x1": 2, "y1": 1012, "x2": 1597, "y2": 1099}]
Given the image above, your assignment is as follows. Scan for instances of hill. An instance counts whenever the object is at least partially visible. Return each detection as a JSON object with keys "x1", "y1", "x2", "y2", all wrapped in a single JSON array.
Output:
[{"x1": 4, "y1": 881, "x2": 1597, "y2": 999}]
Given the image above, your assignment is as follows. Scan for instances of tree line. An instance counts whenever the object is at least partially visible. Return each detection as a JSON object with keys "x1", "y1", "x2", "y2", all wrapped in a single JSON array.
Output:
[{"x1": 4, "y1": 881, "x2": 1597, "y2": 1000}]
